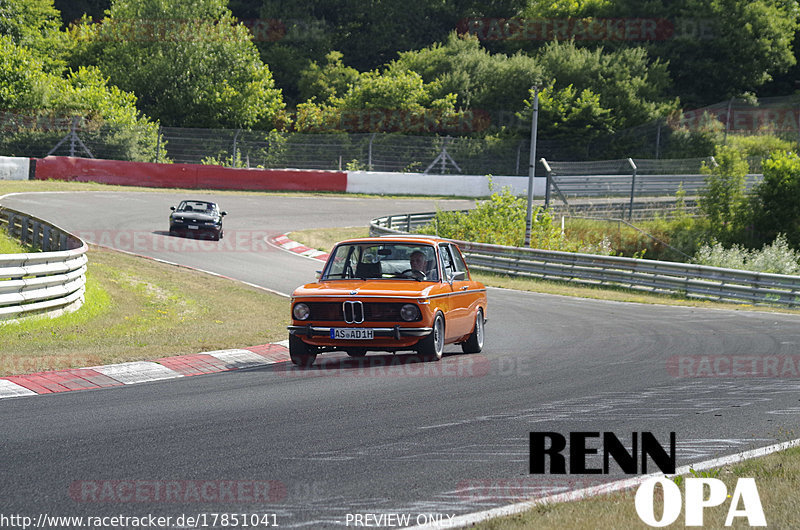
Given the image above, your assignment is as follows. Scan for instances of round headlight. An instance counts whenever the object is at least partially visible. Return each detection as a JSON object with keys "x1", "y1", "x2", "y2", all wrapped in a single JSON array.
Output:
[
  {"x1": 293, "y1": 303, "x2": 310, "y2": 321},
  {"x1": 400, "y1": 303, "x2": 419, "y2": 322}
]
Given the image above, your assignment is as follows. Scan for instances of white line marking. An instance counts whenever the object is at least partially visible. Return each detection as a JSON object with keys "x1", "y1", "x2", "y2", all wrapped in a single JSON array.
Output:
[
  {"x1": 92, "y1": 361, "x2": 183, "y2": 384},
  {"x1": 0, "y1": 379, "x2": 37, "y2": 398},
  {"x1": 404, "y1": 438, "x2": 800, "y2": 529},
  {"x1": 206, "y1": 349, "x2": 273, "y2": 368}
]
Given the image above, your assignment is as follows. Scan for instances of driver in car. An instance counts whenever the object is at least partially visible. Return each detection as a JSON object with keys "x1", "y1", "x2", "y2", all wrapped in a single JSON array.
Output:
[{"x1": 409, "y1": 250, "x2": 427, "y2": 280}]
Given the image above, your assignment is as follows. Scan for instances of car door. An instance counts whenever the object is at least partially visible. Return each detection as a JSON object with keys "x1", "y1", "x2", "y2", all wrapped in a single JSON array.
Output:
[{"x1": 439, "y1": 243, "x2": 472, "y2": 339}]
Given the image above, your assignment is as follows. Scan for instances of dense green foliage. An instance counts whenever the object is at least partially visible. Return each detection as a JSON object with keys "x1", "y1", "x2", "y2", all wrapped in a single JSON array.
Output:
[
  {"x1": 753, "y1": 151, "x2": 800, "y2": 248},
  {"x1": 5, "y1": 0, "x2": 800, "y2": 153},
  {"x1": 517, "y1": 0, "x2": 800, "y2": 107},
  {"x1": 0, "y1": 0, "x2": 160, "y2": 161},
  {"x1": 69, "y1": 0, "x2": 284, "y2": 129}
]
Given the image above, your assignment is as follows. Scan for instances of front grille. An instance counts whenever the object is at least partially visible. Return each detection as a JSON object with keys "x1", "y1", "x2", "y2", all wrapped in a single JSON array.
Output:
[{"x1": 304, "y1": 302, "x2": 418, "y2": 322}]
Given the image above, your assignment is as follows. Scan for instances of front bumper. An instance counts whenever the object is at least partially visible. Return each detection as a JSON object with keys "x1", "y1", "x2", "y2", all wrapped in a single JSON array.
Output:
[
  {"x1": 170, "y1": 224, "x2": 221, "y2": 235},
  {"x1": 288, "y1": 325, "x2": 432, "y2": 340}
]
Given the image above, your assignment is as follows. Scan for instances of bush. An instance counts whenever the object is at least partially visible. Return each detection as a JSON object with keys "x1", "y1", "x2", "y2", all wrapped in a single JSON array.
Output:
[
  {"x1": 725, "y1": 134, "x2": 796, "y2": 159},
  {"x1": 752, "y1": 150, "x2": 800, "y2": 248},
  {"x1": 693, "y1": 234, "x2": 800, "y2": 275},
  {"x1": 417, "y1": 186, "x2": 617, "y2": 254},
  {"x1": 699, "y1": 145, "x2": 749, "y2": 243}
]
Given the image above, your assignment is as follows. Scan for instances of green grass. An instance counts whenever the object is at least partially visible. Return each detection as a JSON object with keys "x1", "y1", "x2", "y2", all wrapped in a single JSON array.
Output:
[
  {"x1": 0, "y1": 231, "x2": 34, "y2": 254},
  {"x1": 0, "y1": 245, "x2": 290, "y2": 376},
  {"x1": 288, "y1": 226, "x2": 370, "y2": 252},
  {"x1": 472, "y1": 445, "x2": 800, "y2": 529}
]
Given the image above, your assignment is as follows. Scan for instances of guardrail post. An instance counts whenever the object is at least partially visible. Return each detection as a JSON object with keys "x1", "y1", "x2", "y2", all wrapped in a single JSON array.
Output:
[
  {"x1": 32, "y1": 221, "x2": 41, "y2": 250},
  {"x1": 42, "y1": 225, "x2": 51, "y2": 252},
  {"x1": 406, "y1": 214, "x2": 411, "y2": 232},
  {"x1": 21, "y1": 217, "x2": 29, "y2": 245}
]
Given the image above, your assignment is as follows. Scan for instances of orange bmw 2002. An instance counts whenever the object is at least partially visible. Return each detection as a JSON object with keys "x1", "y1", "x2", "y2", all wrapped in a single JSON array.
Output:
[{"x1": 287, "y1": 235, "x2": 487, "y2": 367}]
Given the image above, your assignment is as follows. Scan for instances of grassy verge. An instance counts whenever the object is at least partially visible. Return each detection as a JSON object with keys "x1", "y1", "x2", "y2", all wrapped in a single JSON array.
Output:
[
  {"x1": 0, "y1": 231, "x2": 35, "y2": 254},
  {"x1": 289, "y1": 227, "x2": 800, "y2": 315},
  {"x1": 0, "y1": 245, "x2": 289, "y2": 376},
  {"x1": 0, "y1": 179, "x2": 469, "y2": 200},
  {"x1": 473, "y1": 445, "x2": 800, "y2": 529},
  {"x1": 288, "y1": 226, "x2": 371, "y2": 252}
]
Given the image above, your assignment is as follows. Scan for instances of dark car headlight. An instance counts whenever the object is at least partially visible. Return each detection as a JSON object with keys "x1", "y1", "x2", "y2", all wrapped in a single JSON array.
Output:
[
  {"x1": 293, "y1": 303, "x2": 310, "y2": 320},
  {"x1": 400, "y1": 304, "x2": 420, "y2": 321}
]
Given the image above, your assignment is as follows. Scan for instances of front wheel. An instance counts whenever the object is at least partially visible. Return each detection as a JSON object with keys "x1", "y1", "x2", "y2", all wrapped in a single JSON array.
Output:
[
  {"x1": 461, "y1": 308, "x2": 484, "y2": 354},
  {"x1": 418, "y1": 313, "x2": 444, "y2": 361},
  {"x1": 289, "y1": 334, "x2": 317, "y2": 367}
]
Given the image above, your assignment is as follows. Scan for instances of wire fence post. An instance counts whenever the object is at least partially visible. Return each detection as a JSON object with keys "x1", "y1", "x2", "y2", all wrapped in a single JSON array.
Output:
[
  {"x1": 232, "y1": 129, "x2": 241, "y2": 168},
  {"x1": 368, "y1": 133, "x2": 375, "y2": 170},
  {"x1": 541, "y1": 158, "x2": 552, "y2": 210},
  {"x1": 155, "y1": 127, "x2": 161, "y2": 163},
  {"x1": 655, "y1": 121, "x2": 662, "y2": 159},
  {"x1": 627, "y1": 157, "x2": 637, "y2": 220}
]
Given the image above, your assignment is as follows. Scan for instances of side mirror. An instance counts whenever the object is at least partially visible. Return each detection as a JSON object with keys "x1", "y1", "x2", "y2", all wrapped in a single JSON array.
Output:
[
  {"x1": 170, "y1": 206, "x2": 176, "y2": 211},
  {"x1": 449, "y1": 271, "x2": 466, "y2": 283},
  {"x1": 315, "y1": 270, "x2": 322, "y2": 280},
  {"x1": 221, "y1": 211, "x2": 227, "y2": 216}
]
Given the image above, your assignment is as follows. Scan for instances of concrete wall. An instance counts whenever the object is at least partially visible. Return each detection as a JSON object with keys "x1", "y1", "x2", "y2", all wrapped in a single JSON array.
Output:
[
  {"x1": 346, "y1": 171, "x2": 545, "y2": 198},
  {"x1": 0, "y1": 157, "x2": 30, "y2": 181}
]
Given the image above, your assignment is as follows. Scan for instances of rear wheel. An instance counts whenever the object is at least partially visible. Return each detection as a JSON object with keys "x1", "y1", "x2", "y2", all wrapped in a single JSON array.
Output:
[
  {"x1": 289, "y1": 334, "x2": 317, "y2": 367},
  {"x1": 461, "y1": 309, "x2": 484, "y2": 354},
  {"x1": 418, "y1": 313, "x2": 444, "y2": 361}
]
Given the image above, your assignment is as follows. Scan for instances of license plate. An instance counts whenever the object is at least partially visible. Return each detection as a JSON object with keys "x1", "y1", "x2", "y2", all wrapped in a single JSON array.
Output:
[
  {"x1": 331, "y1": 328, "x2": 374, "y2": 340},
  {"x1": 188, "y1": 225, "x2": 199, "y2": 230}
]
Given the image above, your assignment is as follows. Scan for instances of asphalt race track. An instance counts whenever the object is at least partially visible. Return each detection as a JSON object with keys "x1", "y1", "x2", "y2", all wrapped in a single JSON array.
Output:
[{"x1": 2, "y1": 192, "x2": 800, "y2": 528}]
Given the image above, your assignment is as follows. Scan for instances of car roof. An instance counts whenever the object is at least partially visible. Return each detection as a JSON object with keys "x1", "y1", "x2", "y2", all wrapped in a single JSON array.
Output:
[{"x1": 335, "y1": 235, "x2": 450, "y2": 245}]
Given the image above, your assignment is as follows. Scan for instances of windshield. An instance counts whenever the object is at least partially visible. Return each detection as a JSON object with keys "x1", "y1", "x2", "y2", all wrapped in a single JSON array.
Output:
[
  {"x1": 323, "y1": 242, "x2": 439, "y2": 281},
  {"x1": 177, "y1": 201, "x2": 216, "y2": 213}
]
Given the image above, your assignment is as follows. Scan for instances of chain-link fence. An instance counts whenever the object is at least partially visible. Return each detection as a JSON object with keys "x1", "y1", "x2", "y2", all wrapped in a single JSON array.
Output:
[{"x1": 2, "y1": 94, "x2": 796, "y2": 174}]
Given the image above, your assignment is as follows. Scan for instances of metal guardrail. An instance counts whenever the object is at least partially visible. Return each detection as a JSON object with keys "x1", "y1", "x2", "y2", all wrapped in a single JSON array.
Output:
[
  {"x1": 0, "y1": 207, "x2": 88, "y2": 321},
  {"x1": 371, "y1": 213, "x2": 800, "y2": 307}
]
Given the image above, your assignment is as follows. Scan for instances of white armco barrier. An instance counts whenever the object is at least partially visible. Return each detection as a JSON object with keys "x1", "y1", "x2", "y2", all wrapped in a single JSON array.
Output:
[
  {"x1": 0, "y1": 157, "x2": 30, "y2": 181},
  {"x1": 346, "y1": 171, "x2": 546, "y2": 197}
]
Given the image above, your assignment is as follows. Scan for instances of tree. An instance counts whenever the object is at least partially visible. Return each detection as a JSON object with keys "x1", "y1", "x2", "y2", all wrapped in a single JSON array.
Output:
[
  {"x1": 537, "y1": 41, "x2": 676, "y2": 130},
  {"x1": 517, "y1": 0, "x2": 800, "y2": 107},
  {"x1": 390, "y1": 32, "x2": 543, "y2": 114},
  {"x1": 0, "y1": 0, "x2": 69, "y2": 70},
  {"x1": 255, "y1": 0, "x2": 526, "y2": 103},
  {"x1": 70, "y1": 0, "x2": 285, "y2": 128},
  {"x1": 0, "y1": 35, "x2": 160, "y2": 160},
  {"x1": 298, "y1": 51, "x2": 360, "y2": 104},
  {"x1": 293, "y1": 68, "x2": 461, "y2": 133}
]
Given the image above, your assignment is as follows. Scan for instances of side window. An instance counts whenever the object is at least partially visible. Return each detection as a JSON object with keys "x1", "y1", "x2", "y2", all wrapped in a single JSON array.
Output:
[
  {"x1": 439, "y1": 244, "x2": 454, "y2": 279},
  {"x1": 449, "y1": 244, "x2": 469, "y2": 278}
]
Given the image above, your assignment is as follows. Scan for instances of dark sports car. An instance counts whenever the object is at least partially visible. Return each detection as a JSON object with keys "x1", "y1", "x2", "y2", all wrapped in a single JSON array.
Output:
[{"x1": 168, "y1": 200, "x2": 227, "y2": 240}]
